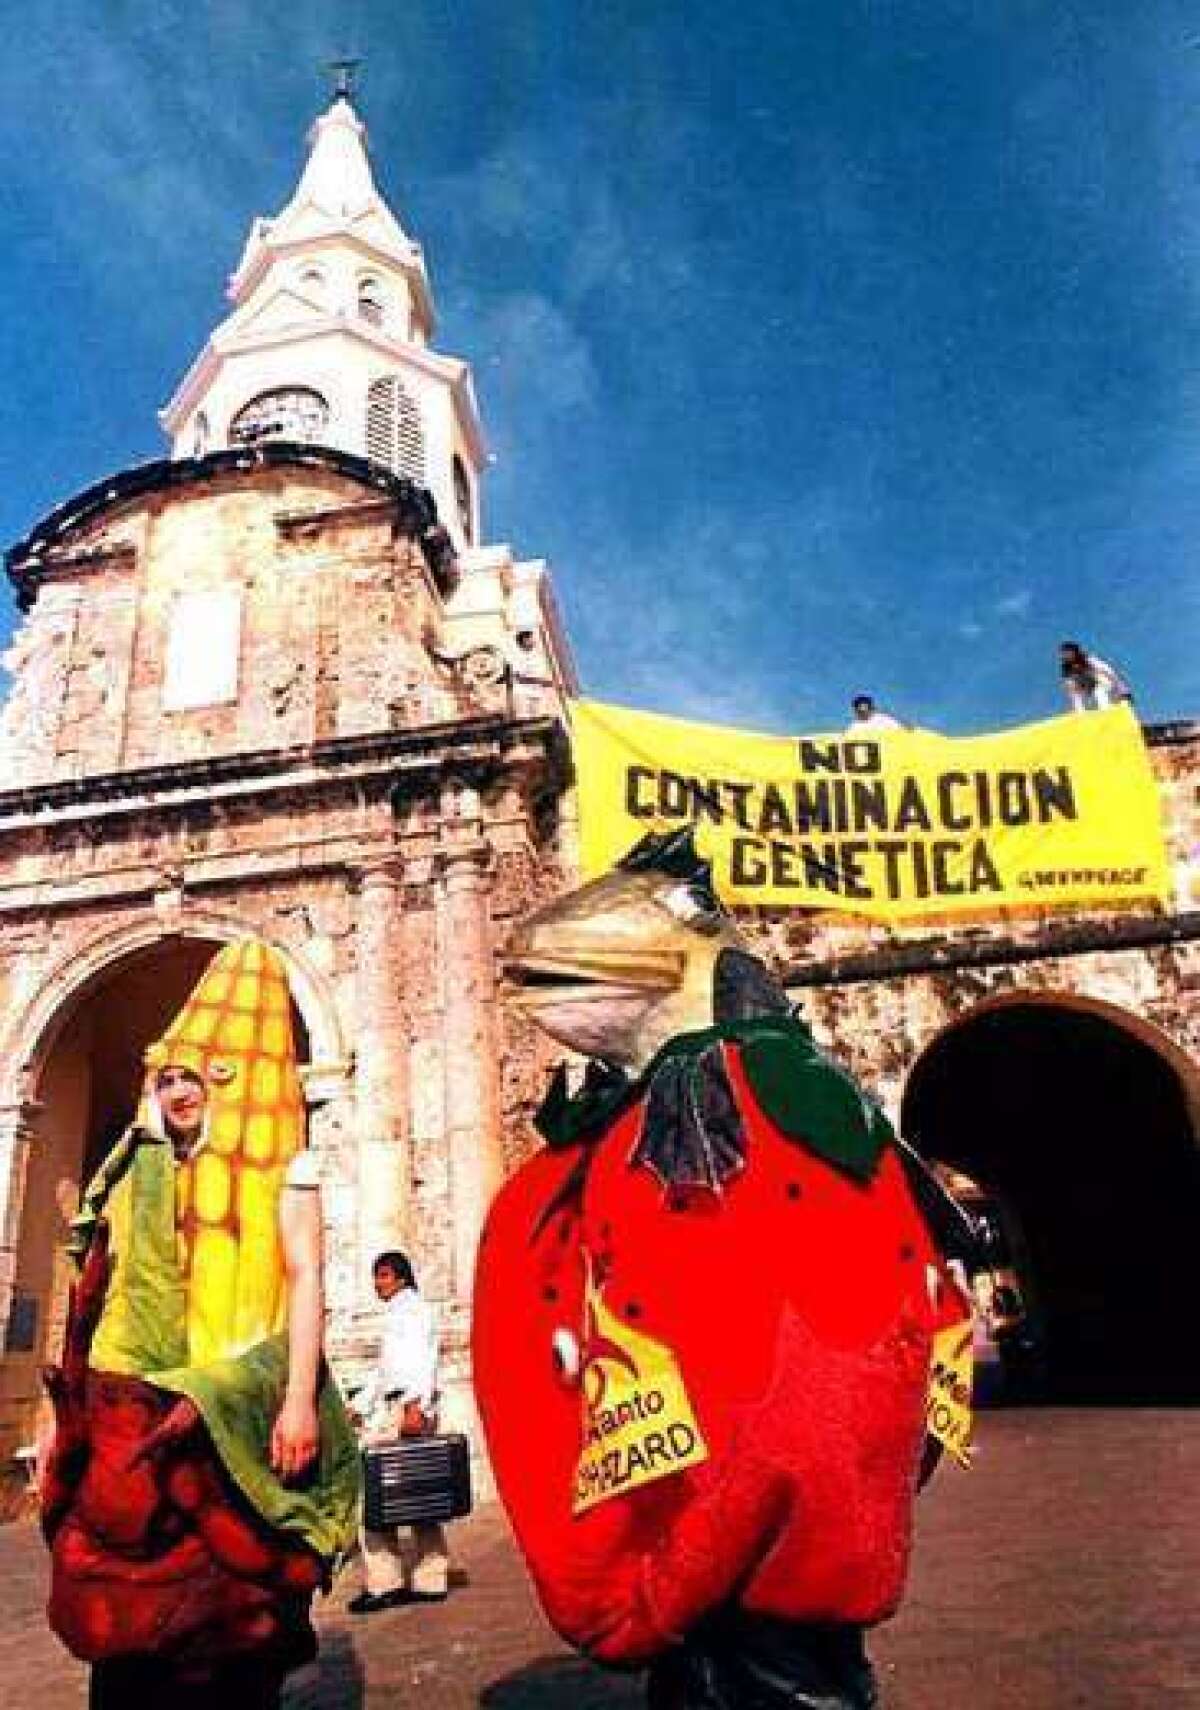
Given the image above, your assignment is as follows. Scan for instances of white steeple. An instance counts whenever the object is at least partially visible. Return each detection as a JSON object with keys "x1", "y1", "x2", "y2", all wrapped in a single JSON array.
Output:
[
  {"x1": 291, "y1": 95, "x2": 393, "y2": 220},
  {"x1": 159, "y1": 92, "x2": 484, "y2": 553}
]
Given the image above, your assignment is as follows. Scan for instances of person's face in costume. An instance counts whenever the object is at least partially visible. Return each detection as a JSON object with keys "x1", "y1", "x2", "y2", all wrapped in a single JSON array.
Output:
[{"x1": 155, "y1": 1066, "x2": 207, "y2": 1143}]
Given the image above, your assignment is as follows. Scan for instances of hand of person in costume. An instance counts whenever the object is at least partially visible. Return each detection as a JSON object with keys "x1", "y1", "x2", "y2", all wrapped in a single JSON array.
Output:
[
  {"x1": 32, "y1": 1396, "x2": 56, "y2": 1498},
  {"x1": 275, "y1": 1175, "x2": 324, "y2": 1482},
  {"x1": 271, "y1": 1391, "x2": 320, "y2": 1481},
  {"x1": 398, "y1": 1399, "x2": 431, "y2": 1438}
]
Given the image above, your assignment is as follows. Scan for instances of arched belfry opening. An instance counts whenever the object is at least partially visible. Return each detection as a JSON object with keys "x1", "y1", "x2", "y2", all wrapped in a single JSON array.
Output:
[
  {"x1": 902, "y1": 997, "x2": 1200, "y2": 1404},
  {"x1": 0, "y1": 936, "x2": 312, "y2": 1443}
]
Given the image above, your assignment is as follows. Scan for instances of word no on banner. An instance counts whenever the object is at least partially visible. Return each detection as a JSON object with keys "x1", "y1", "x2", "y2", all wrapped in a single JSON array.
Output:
[{"x1": 571, "y1": 699, "x2": 1169, "y2": 921}]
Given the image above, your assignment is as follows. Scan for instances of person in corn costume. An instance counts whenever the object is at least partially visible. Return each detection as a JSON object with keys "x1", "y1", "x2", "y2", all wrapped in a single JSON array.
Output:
[{"x1": 40, "y1": 940, "x2": 360, "y2": 1709}]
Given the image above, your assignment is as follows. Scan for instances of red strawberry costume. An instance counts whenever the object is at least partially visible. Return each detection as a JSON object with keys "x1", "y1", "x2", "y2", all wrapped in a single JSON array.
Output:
[{"x1": 474, "y1": 1015, "x2": 971, "y2": 1708}]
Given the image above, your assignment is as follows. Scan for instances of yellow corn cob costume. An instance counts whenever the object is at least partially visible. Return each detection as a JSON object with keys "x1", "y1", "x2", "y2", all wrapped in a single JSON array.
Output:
[
  {"x1": 88, "y1": 939, "x2": 303, "y2": 1370},
  {"x1": 71, "y1": 940, "x2": 359, "y2": 1562}
]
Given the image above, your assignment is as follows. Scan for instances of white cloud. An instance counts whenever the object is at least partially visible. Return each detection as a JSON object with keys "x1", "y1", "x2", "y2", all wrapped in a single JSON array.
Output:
[
  {"x1": 425, "y1": 125, "x2": 649, "y2": 312},
  {"x1": 469, "y1": 291, "x2": 599, "y2": 418},
  {"x1": 562, "y1": 494, "x2": 890, "y2": 735}
]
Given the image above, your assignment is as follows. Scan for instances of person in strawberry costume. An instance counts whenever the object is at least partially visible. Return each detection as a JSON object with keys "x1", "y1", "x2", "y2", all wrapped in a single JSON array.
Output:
[{"x1": 474, "y1": 830, "x2": 974, "y2": 1708}]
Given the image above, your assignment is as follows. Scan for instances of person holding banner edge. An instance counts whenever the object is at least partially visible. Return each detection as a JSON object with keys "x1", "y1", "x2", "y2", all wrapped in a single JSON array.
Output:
[{"x1": 1059, "y1": 641, "x2": 1133, "y2": 713}]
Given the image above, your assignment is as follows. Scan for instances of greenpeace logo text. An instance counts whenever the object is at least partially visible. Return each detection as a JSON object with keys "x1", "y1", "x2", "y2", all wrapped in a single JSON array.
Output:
[{"x1": 1016, "y1": 866, "x2": 1148, "y2": 891}]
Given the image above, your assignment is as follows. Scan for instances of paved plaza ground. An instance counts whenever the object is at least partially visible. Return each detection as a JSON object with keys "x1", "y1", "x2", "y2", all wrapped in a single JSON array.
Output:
[{"x1": 3, "y1": 1409, "x2": 1198, "y2": 1709}]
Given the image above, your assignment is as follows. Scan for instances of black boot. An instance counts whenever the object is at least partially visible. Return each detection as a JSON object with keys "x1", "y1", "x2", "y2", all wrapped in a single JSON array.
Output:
[{"x1": 646, "y1": 1611, "x2": 878, "y2": 1710}]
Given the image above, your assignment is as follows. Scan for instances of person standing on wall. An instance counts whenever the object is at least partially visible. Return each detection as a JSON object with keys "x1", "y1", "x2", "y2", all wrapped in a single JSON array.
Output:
[
  {"x1": 1059, "y1": 641, "x2": 1133, "y2": 712},
  {"x1": 350, "y1": 1250, "x2": 450, "y2": 1612},
  {"x1": 846, "y1": 693, "x2": 904, "y2": 733}
]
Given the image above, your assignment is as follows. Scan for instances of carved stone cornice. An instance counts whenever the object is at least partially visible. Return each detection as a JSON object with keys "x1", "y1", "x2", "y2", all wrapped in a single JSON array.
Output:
[
  {"x1": 6, "y1": 443, "x2": 459, "y2": 604},
  {"x1": 783, "y1": 908, "x2": 1200, "y2": 991},
  {"x1": 1144, "y1": 720, "x2": 1200, "y2": 749},
  {"x1": 434, "y1": 840, "x2": 493, "y2": 885},
  {"x1": 274, "y1": 497, "x2": 397, "y2": 537},
  {"x1": 10, "y1": 541, "x2": 136, "y2": 592},
  {"x1": 0, "y1": 714, "x2": 570, "y2": 834},
  {"x1": 300, "y1": 1061, "x2": 354, "y2": 1106},
  {"x1": 0, "y1": 1101, "x2": 44, "y2": 1144},
  {"x1": 355, "y1": 853, "x2": 404, "y2": 892}
]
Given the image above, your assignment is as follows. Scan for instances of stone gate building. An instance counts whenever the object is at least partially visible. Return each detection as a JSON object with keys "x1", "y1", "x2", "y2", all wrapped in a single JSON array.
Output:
[{"x1": 0, "y1": 88, "x2": 1196, "y2": 1464}]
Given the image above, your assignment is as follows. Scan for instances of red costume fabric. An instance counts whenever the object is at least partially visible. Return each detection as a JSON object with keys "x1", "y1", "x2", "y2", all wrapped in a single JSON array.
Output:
[
  {"x1": 41, "y1": 1225, "x2": 323, "y2": 1685},
  {"x1": 473, "y1": 1029, "x2": 968, "y2": 1666}
]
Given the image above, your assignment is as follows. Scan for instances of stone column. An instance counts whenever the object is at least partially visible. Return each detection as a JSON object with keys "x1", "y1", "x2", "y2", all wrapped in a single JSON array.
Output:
[
  {"x1": 0, "y1": 1103, "x2": 38, "y2": 1345},
  {"x1": 302, "y1": 1074, "x2": 358, "y2": 1338},
  {"x1": 436, "y1": 841, "x2": 503, "y2": 1303},
  {"x1": 354, "y1": 857, "x2": 410, "y2": 1279}
]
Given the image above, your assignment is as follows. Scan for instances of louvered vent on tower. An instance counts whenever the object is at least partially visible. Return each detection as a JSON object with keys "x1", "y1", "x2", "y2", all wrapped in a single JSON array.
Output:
[{"x1": 366, "y1": 376, "x2": 426, "y2": 482}]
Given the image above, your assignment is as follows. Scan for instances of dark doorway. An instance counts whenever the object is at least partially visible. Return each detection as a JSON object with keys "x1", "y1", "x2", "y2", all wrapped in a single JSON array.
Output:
[
  {"x1": 64, "y1": 937, "x2": 311, "y2": 1180},
  {"x1": 79, "y1": 936, "x2": 226, "y2": 1179},
  {"x1": 902, "y1": 1001, "x2": 1200, "y2": 1404}
]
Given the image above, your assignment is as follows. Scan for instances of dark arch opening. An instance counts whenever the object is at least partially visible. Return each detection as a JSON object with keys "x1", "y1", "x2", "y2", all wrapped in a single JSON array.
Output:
[
  {"x1": 902, "y1": 1001, "x2": 1200, "y2": 1404},
  {"x1": 2, "y1": 936, "x2": 311, "y2": 1445},
  {"x1": 61, "y1": 937, "x2": 312, "y2": 1179}
]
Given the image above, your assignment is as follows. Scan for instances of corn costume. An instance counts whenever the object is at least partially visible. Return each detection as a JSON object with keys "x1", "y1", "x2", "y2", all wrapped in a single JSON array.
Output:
[{"x1": 42, "y1": 941, "x2": 359, "y2": 1694}]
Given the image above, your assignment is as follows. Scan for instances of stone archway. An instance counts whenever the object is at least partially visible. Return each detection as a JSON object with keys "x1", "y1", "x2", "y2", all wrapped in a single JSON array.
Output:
[
  {"x1": 0, "y1": 927, "x2": 324, "y2": 1453},
  {"x1": 1, "y1": 913, "x2": 346, "y2": 1110},
  {"x1": 901, "y1": 995, "x2": 1200, "y2": 1403}
]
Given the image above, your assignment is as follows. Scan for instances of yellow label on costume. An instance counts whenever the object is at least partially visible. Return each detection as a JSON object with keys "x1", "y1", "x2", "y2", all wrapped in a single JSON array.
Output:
[
  {"x1": 574, "y1": 1266, "x2": 708, "y2": 1515},
  {"x1": 572, "y1": 698, "x2": 1168, "y2": 921},
  {"x1": 926, "y1": 1320, "x2": 975, "y2": 1469}
]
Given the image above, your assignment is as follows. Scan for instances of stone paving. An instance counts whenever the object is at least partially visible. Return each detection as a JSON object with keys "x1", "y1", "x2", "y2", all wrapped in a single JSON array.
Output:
[{"x1": 4, "y1": 1409, "x2": 1199, "y2": 1709}]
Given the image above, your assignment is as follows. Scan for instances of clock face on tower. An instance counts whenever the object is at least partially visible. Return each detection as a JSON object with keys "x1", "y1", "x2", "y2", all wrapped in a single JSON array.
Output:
[{"x1": 230, "y1": 387, "x2": 330, "y2": 446}]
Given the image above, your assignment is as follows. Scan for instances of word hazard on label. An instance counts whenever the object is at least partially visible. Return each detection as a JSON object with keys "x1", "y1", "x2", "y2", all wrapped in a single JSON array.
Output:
[{"x1": 573, "y1": 1262, "x2": 708, "y2": 1516}]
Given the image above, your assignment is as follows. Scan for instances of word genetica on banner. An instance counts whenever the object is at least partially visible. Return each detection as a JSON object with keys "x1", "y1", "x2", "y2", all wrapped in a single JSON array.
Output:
[{"x1": 625, "y1": 736, "x2": 1078, "y2": 900}]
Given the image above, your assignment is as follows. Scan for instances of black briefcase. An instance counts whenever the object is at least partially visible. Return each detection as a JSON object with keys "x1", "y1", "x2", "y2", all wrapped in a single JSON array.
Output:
[{"x1": 362, "y1": 1433, "x2": 473, "y2": 1530}]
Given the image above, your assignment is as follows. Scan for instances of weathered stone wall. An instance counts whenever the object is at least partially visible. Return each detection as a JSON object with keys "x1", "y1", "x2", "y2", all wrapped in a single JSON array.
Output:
[
  {"x1": 0, "y1": 756, "x2": 568, "y2": 1451},
  {"x1": 0, "y1": 455, "x2": 571, "y2": 1456},
  {"x1": 0, "y1": 465, "x2": 471, "y2": 789}
]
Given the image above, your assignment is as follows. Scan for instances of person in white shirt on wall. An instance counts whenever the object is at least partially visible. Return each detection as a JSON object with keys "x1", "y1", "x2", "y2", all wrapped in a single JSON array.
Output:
[
  {"x1": 1059, "y1": 640, "x2": 1133, "y2": 713},
  {"x1": 349, "y1": 1250, "x2": 450, "y2": 1613},
  {"x1": 846, "y1": 693, "x2": 904, "y2": 733}
]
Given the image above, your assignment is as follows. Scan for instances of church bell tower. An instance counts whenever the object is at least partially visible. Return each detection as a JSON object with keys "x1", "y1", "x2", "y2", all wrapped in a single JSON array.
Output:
[
  {"x1": 160, "y1": 85, "x2": 483, "y2": 557},
  {"x1": 0, "y1": 84, "x2": 576, "y2": 1460}
]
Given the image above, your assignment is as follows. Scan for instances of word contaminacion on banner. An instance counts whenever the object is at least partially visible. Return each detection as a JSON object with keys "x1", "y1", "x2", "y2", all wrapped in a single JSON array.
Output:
[{"x1": 624, "y1": 735, "x2": 1080, "y2": 901}]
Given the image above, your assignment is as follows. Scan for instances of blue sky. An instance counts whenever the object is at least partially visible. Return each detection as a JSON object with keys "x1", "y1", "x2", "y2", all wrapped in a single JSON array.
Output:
[{"x1": 1, "y1": 0, "x2": 1197, "y2": 734}]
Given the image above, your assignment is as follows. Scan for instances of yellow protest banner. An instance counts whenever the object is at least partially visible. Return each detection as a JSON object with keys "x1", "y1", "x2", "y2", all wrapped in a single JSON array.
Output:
[
  {"x1": 574, "y1": 1263, "x2": 709, "y2": 1515},
  {"x1": 571, "y1": 698, "x2": 1169, "y2": 921}
]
